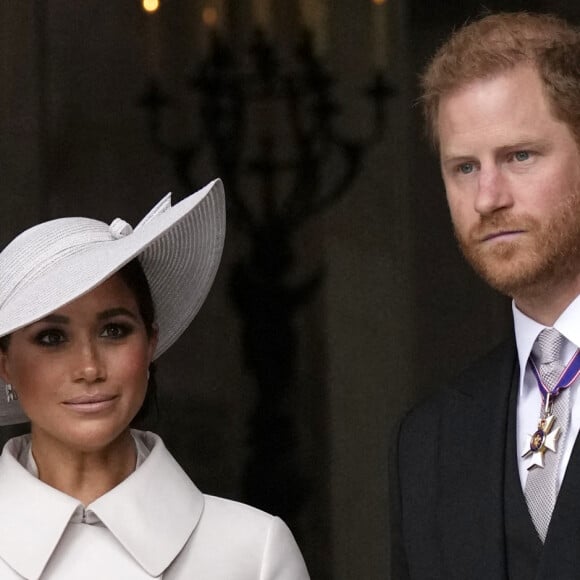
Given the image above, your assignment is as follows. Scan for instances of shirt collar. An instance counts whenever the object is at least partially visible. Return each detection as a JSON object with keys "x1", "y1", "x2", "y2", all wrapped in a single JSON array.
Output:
[
  {"x1": 0, "y1": 430, "x2": 203, "y2": 579},
  {"x1": 513, "y1": 294, "x2": 580, "y2": 387},
  {"x1": 512, "y1": 301, "x2": 545, "y2": 378},
  {"x1": 553, "y1": 294, "x2": 580, "y2": 350}
]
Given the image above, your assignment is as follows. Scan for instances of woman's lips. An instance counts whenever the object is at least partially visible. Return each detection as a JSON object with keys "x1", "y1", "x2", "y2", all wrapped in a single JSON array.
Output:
[{"x1": 62, "y1": 394, "x2": 118, "y2": 413}]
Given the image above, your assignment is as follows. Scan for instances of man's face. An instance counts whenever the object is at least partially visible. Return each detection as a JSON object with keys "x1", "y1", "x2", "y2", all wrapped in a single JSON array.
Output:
[{"x1": 437, "y1": 64, "x2": 580, "y2": 301}]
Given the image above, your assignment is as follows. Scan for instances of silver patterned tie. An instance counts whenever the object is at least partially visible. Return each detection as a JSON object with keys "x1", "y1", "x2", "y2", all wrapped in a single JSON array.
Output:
[{"x1": 524, "y1": 327, "x2": 569, "y2": 542}]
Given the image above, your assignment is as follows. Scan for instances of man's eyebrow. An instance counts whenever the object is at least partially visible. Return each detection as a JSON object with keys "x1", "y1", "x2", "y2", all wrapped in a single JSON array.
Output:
[
  {"x1": 440, "y1": 153, "x2": 474, "y2": 165},
  {"x1": 441, "y1": 139, "x2": 551, "y2": 164},
  {"x1": 495, "y1": 139, "x2": 550, "y2": 152}
]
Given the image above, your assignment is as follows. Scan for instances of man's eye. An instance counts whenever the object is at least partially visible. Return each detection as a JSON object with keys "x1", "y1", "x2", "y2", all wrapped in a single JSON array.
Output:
[
  {"x1": 458, "y1": 162, "x2": 474, "y2": 175},
  {"x1": 36, "y1": 330, "x2": 66, "y2": 346},
  {"x1": 514, "y1": 150, "x2": 530, "y2": 162}
]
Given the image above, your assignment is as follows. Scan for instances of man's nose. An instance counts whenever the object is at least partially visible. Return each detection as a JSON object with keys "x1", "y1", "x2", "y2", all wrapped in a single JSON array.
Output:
[{"x1": 474, "y1": 167, "x2": 513, "y2": 215}]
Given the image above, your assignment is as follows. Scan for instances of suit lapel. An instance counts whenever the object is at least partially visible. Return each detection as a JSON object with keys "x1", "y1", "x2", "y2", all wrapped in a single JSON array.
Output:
[
  {"x1": 536, "y1": 421, "x2": 580, "y2": 576},
  {"x1": 436, "y1": 339, "x2": 517, "y2": 579}
]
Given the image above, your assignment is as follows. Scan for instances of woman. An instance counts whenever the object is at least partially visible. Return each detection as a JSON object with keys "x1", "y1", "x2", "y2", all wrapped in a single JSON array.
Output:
[{"x1": 0, "y1": 179, "x2": 310, "y2": 579}]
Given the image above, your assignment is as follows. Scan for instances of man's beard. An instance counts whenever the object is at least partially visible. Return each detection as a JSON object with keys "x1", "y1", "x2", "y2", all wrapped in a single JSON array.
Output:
[{"x1": 454, "y1": 189, "x2": 580, "y2": 299}]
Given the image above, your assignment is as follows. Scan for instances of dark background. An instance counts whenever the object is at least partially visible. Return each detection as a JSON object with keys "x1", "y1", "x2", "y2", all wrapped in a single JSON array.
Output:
[{"x1": 0, "y1": 1, "x2": 578, "y2": 578}]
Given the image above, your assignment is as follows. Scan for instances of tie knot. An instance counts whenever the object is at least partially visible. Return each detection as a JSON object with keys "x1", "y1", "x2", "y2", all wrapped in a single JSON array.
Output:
[
  {"x1": 532, "y1": 328, "x2": 567, "y2": 390},
  {"x1": 533, "y1": 328, "x2": 566, "y2": 366}
]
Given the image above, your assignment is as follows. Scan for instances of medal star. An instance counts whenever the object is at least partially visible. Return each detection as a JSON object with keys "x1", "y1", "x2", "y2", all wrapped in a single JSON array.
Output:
[
  {"x1": 543, "y1": 427, "x2": 560, "y2": 453},
  {"x1": 521, "y1": 414, "x2": 562, "y2": 470}
]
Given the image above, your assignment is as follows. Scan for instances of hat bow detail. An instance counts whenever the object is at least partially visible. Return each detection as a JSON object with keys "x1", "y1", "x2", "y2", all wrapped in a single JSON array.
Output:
[{"x1": 109, "y1": 218, "x2": 133, "y2": 239}]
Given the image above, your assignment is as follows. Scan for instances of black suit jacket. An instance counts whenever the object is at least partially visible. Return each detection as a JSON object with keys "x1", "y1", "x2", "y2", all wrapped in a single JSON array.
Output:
[{"x1": 390, "y1": 336, "x2": 580, "y2": 579}]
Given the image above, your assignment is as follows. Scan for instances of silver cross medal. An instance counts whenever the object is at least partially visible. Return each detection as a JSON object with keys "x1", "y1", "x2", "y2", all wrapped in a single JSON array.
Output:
[{"x1": 522, "y1": 392, "x2": 562, "y2": 470}]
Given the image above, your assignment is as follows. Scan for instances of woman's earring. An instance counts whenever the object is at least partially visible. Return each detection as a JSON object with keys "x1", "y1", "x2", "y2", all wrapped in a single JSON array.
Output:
[
  {"x1": 146, "y1": 370, "x2": 150, "y2": 382},
  {"x1": 5, "y1": 384, "x2": 18, "y2": 402}
]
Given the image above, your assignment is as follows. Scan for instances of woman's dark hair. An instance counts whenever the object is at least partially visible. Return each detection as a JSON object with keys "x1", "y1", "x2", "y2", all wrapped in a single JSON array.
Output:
[{"x1": 118, "y1": 258, "x2": 159, "y2": 428}]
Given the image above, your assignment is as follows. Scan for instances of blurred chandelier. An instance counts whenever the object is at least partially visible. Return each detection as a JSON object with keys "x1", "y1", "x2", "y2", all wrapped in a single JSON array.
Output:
[
  {"x1": 138, "y1": 0, "x2": 395, "y2": 530},
  {"x1": 139, "y1": 0, "x2": 395, "y2": 222}
]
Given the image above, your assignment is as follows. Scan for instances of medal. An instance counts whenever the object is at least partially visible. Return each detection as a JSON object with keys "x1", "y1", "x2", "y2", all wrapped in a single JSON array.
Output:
[
  {"x1": 522, "y1": 350, "x2": 580, "y2": 470},
  {"x1": 522, "y1": 394, "x2": 561, "y2": 469}
]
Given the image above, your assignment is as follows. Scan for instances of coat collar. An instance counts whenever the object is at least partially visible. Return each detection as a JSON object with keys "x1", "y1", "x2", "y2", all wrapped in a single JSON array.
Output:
[
  {"x1": 0, "y1": 440, "x2": 78, "y2": 579},
  {"x1": 0, "y1": 430, "x2": 203, "y2": 579}
]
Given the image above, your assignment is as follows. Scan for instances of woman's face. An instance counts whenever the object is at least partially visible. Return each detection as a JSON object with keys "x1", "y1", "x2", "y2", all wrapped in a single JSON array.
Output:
[{"x1": 0, "y1": 273, "x2": 157, "y2": 453}]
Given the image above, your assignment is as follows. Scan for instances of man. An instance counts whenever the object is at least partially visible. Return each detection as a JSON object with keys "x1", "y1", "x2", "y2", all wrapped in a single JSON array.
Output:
[{"x1": 391, "y1": 12, "x2": 580, "y2": 579}]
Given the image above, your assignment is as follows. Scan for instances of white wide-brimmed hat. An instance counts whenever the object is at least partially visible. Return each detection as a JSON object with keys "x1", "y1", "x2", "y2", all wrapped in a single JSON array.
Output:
[{"x1": 0, "y1": 178, "x2": 226, "y2": 425}]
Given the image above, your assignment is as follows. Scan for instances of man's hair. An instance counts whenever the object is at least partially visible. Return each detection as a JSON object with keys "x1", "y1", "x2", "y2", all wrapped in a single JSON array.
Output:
[{"x1": 421, "y1": 12, "x2": 580, "y2": 148}]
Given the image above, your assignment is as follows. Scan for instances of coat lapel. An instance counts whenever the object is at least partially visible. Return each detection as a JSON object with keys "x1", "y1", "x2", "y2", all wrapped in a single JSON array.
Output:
[
  {"x1": 536, "y1": 418, "x2": 580, "y2": 576},
  {"x1": 436, "y1": 338, "x2": 517, "y2": 579}
]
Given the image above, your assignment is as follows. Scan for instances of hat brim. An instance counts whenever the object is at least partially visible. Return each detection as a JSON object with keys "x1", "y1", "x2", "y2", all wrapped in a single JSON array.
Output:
[{"x1": 0, "y1": 179, "x2": 226, "y2": 425}]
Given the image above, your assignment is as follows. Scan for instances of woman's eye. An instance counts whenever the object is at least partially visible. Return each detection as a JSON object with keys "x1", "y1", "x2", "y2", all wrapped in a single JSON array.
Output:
[
  {"x1": 514, "y1": 150, "x2": 530, "y2": 162},
  {"x1": 101, "y1": 323, "x2": 131, "y2": 339},
  {"x1": 36, "y1": 330, "x2": 66, "y2": 346}
]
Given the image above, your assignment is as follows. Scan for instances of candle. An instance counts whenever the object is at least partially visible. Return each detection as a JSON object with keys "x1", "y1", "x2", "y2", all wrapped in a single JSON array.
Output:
[
  {"x1": 371, "y1": 0, "x2": 388, "y2": 70},
  {"x1": 142, "y1": 0, "x2": 160, "y2": 12},
  {"x1": 201, "y1": 0, "x2": 226, "y2": 53},
  {"x1": 142, "y1": 0, "x2": 161, "y2": 76},
  {"x1": 202, "y1": 5, "x2": 219, "y2": 30},
  {"x1": 299, "y1": 0, "x2": 328, "y2": 56},
  {"x1": 202, "y1": 0, "x2": 226, "y2": 31},
  {"x1": 252, "y1": 0, "x2": 272, "y2": 32}
]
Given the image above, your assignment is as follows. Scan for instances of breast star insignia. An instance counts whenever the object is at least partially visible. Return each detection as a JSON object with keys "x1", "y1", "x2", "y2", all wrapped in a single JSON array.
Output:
[{"x1": 522, "y1": 414, "x2": 561, "y2": 470}]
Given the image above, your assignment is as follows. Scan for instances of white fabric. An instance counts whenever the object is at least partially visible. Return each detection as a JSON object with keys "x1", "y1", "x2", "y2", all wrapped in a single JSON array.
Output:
[
  {"x1": 0, "y1": 430, "x2": 310, "y2": 580},
  {"x1": 513, "y1": 294, "x2": 580, "y2": 489}
]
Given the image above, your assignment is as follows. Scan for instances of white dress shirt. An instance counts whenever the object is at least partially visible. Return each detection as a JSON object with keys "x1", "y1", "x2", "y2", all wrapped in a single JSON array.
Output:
[
  {"x1": 514, "y1": 294, "x2": 580, "y2": 490},
  {"x1": 0, "y1": 430, "x2": 310, "y2": 580}
]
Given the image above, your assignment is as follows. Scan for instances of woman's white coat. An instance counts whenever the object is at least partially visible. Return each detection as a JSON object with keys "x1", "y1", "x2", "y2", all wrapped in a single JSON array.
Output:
[{"x1": 0, "y1": 431, "x2": 310, "y2": 579}]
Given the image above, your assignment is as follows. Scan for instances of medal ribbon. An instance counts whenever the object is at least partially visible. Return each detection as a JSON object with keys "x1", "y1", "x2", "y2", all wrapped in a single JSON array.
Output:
[{"x1": 530, "y1": 348, "x2": 580, "y2": 399}]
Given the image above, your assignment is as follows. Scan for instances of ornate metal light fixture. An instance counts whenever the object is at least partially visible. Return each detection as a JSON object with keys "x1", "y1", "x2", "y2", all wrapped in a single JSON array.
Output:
[{"x1": 139, "y1": 1, "x2": 395, "y2": 532}]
